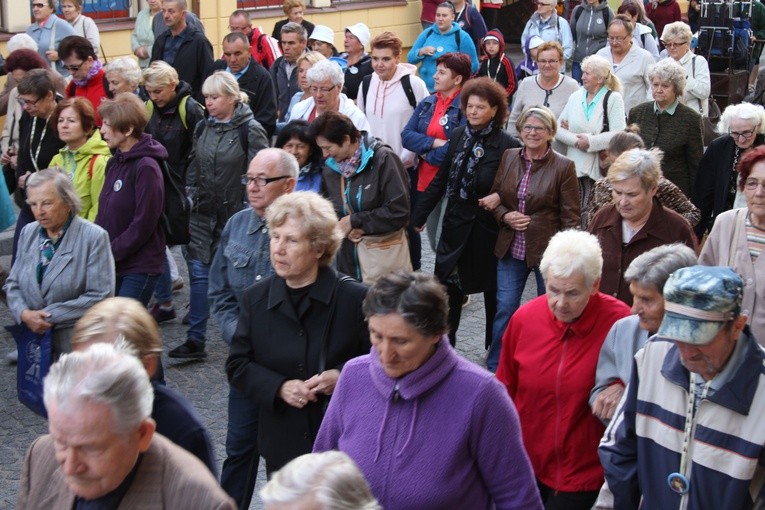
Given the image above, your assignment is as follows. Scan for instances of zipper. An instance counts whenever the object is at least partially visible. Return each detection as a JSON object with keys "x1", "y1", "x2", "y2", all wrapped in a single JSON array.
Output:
[{"x1": 553, "y1": 332, "x2": 568, "y2": 490}]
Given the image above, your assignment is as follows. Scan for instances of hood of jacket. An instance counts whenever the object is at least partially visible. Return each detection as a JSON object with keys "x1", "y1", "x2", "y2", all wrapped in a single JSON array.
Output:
[
  {"x1": 207, "y1": 102, "x2": 254, "y2": 130},
  {"x1": 111, "y1": 133, "x2": 168, "y2": 164},
  {"x1": 582, "y1": 0, "x2": 609, "y2": 11},
  {"x1": 389, "y1": 62, "x2": 419, "y2": 82},
  {"x1": 481, "y1": 29, "x2": 506, "y2": 61},
  {"x1": 325, "y1": 133, "x2": 381, "y2": 176},
  {"x1": 635, "y1": 22, "x2": 653, "y2": 35},
  {"x1": 59, "y1": 129, "x2": 110, "y2": 159},
  {"x1": 437, "y1": 21, "x2": 462, "y2": 36}
]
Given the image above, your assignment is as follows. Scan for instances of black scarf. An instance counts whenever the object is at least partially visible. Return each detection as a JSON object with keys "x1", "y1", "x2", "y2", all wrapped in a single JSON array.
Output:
[{"x1": 447, "y1": 121, "x2": 495, "y2": 202}]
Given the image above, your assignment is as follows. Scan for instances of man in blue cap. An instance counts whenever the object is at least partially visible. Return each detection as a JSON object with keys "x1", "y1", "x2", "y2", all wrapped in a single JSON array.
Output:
[{"x1": 599, "y1": 265, "x2": 765, "y2": 510}]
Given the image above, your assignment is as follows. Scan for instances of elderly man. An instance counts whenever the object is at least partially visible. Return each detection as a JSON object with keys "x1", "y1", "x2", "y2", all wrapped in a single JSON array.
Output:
[
  {"x1": 209, "y1": 148, "x2": 298, "y2": 510},
  {"x1": 589, "y1": 243, "x2": 697, "y2": 422},
  {"x1": 497, "y1": 230, "x2": 630, "y2": 509},
  {"x1": 289, "y1": 59, "x2": 370, "y2": 131},
  {"x1": 150, "y1": 0, "x2": 213, "y2": 103},
  {"x1": 599, "y1": 265, "x2": 765, "y2": 509},
  {"x1": 588, "y1": 148, "x2": 697, "y2": 306},
  {"x1": 213, "y1": 31, "x2": 277, "y2": 137},
  {"x1": 16, "y1": 343, "x2": 235, "y2": 508},
  {"x1": 227, "y1": 9, "x2": 280, "y2": 70},
  {"x1": 271, "y1": 22, "x2": 307, "y2": 122}
]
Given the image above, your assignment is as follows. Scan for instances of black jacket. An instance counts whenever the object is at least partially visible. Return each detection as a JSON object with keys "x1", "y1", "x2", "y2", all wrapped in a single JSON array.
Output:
[
  {"x1": 342, "y1": 54, "x2": 373, "y2": 102},
  {"x1": 15, "y1": 108, "x2": 65, "y2": 210},
  {"x1": 151, "y1": 25, "x2": 213, "y2": 103},
  {"x1": 226, "y1": 267, "x2": 369, "y2": 472},
  {"x1": 213, "y1": 58, "x2": 277, "y2": 138}
]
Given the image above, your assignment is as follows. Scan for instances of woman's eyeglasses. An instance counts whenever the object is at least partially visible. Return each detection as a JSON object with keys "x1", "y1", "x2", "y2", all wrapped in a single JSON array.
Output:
[{"x1": 729, "y1": 127, "x2": 757, "y2": 141}]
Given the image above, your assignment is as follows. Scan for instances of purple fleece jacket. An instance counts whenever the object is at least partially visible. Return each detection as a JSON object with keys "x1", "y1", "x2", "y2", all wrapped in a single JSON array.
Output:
[
  {"x1": 95, "y1": 133, "x2": 166, "y2": 276},
  {"x1": 314, "y1": 336, "x2": 543, "y2": 510}
]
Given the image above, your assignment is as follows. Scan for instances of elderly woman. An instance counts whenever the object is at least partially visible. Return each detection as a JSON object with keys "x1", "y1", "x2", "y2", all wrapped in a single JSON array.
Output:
[
  {"x1": 616, "y1": 0, "x2": 660, "y2": 60},
  {"x1": 226, "y1": 192, "x2": 370, "y2": 473},
  {"x1": 407, "y1": 2, "x2": 478, "y2": 92},
  {"x1": 497, "y1": 230, "x2": 630, "y2": 509},
  {"x1": 570, "y1": 0, "x2": 614, "y2": 82},
  {"x1": 589, "y1": 243, "x2": 697, "y2": 422},
  {"x1": 310, "y1": 111, "x2": 410, "y2": 282},
  {"x1": 289, "y1": 59, "x2": 370, "y2": 132},
  {"x1": 48, "y1": 97, "x2": 110, "y2": 221},
  {"x1": 58, "y1": 35, "x2": 110, "y2": 123},
  {"x1": 132, "y1": 0, "x2": 161, "y2": 68},
  {"x1": 699, "y1": 145, "x2": 765, "y2": 347},
  {"x1": 25, "y1": 0, "x2": 76, "y2": 76},
  {"x1": 557, "y1": 54, "x2": 626, "y2": 220},
  {"x1": 586, "y1": 126, "x2": 701, "y2": 227},
  {"x1": 628, "y1": 58, "x2": 703, "y2": 197},
  {"x1": 692, "y1": 102, "x2": 765, "y2": 238},
  {"x1": 95, "y1": 93, "x2": 166, "y2": 305},
  {"x1": 71, "y1": 297, "x2": 216, "y2": 473},
  {"x1": 4, "y1": 167, "x2": 114, "y2": 357},
  {"x1": 272, "y1": 0, "x2": 315, "y2": 40},
  {"x1": 314, "y1": 271, "x2": 543, "y2": 509},
  {"x1": 277, "y1": 50, "x2": 325, "y2": 130},
  {"x1": 402, "y1": 52, "x2": 471, "y2": 251},
  {"x1": 412, "y1": 78, "x2": 520, "y2": 347},
  {"x1": 660, "y1": 21, "x2": 710, "y2": 116},
  {"x1": 588, "y1": 148, "x2": 698, "y2": 304},
  {"x1": 596, "y1": 16, "x2": 654, "y2": 114},
  {"x1": 482, "y1": 106, "x2": 580, "y2": 372},
  {"x1": 261, "y1": 451, "x2": 380, "y2": 510},
  {"x1": 275, "y1": 121, "x2": 323, "y2": 192},
  {"x1": 169, "y1": 71, "x2": 268, "y2": 360},
  {"x1": 61, "y1": 0, "x2": 99, "y2": 54},
  {"x1": 508, "y1": 41, "x2": 580, "y2": 151},
  {"x1": 103, "y1": 57, "x2": 143, "y2": 97}
]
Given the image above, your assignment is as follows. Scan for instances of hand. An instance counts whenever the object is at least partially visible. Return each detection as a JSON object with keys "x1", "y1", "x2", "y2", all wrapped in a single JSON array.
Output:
[
  {"x1": 414, "y1": 225, "x2": 425, "y2": 233},
  {"x1": 278, "y1": 379, "x2": 317, "y2": 409},
  {"x1": 560, "y1": 119, "x2": 569, "y2": 130},
  {"x1": 591, "y1": 383, "x2": 625, "y2": 421},
  {"x1": 431, "y1": 138, "x2": 447, "y2": 149},
  {"x1": 420, "y1": 46, "x2": 436, "y2": 57},
  {"x1": 338, "y1": 216, "x2": 352, "y2": 237},
  {"x1": 575, "y1": 134, "x2": 590, "y2": 151},
  {"x1": 135, "y1": 46, "x2": 149, "y2": 59},
  {"x1": 46, "y1": 50, "x2": 59, "y2": 62},
  {"x1": 18, "y1": 171, "x2": 31, "y2": 190},
  {"x1": 305, "y1": 369, "x2": 340, "y2": 396},
  {"x1": 21, "y1": 310, "x2": 53, "y2": 335},
  {"x1": 0, "y1": 148, "x2": 13, "y2": 165},
  {"x1": 478, "y1": 192, "x2": 500, "y2": 211},
  {"x1": 503, "y1": 211, "x2": 531, "y2": 231},
  {"x1": 347, "y1": 228, "x2": 364, "y2": 243}
]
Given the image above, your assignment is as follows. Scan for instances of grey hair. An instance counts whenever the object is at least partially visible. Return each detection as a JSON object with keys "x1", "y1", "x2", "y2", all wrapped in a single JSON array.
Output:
[
  {"x1": 281, "y1": 21, "x2": 308, "y2": 42},
  {"x1": 162, "y1": 0, "x2": 187, "y2": 9},
  {"x1": 43, "y1": 343, "x2": 153, "y2": 434},
  {"x1": 581, "y1": 54, "x2": 622, "y2": 93},
  {"x1": 307, "y1": 59, "x2": 345, "y2": 88},
  {"x1": 48, "y1": 0, "x2": 59, "y2": 10},
  {"x1": 623, "y1": 243, "x2": 697, "y2": 291},
  {"x1": 260, "y1": 451, "x2": 381, "y2": 510},
  {"x1": 606, "y1": 148, "x2": 663, "y2": 190},
  {"x1": 540, "y1": 230, "x2": 603, "y2": 289},
  {"x1": 104, "y1": 57, "x2": 143, "y2": 89},
  {"x1": 202, "y1": 71, "x2": 249, "y2": 104},
  {"x1": 26, "y1": 167, "x2": 82, "y2": 215},
  {"x1": 717, "y1": 102, "x2": 765, "y2": 135},
  {"x1": 661, "y1": 21, "x2": 692, "y2": 44},
  {"x1": 7, "y1": 33, "x2": 38, "y2": 53},
  {"x1": 362, "y1": 271, "x2": 449, "y2": 337},
  {"x1": 647, "y1": 58, "x2": 686, "y2": 97}
]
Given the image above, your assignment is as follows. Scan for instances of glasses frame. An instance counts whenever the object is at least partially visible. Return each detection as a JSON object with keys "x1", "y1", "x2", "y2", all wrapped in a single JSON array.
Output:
[
  {"x1": 744, "y1": 178, "x2": 765, "y2": 191},
  {"x1": 241, "y1": 175, "x2": 292, "y2": 187},
  {"x1": 729, "y1": 127, "x2": 757, "y2": 141},
  {"x1": 62, "y1": 62, "x2": 84, "y2": 72},
  {"x1": 17, "y1": 96, "x2": 42, "y2": 107}
]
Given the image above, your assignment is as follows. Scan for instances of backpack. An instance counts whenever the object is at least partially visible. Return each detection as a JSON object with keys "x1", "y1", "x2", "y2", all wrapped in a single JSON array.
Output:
[
  {"x1": 194, "y1": 120, "x2": 251, "y2": 164},
  {"x1": 253, "y1": 30, "x2": 282, "y2": 70},
  {"x1": 131, "y1": 157, "x2": 191, "y2": 245},
  {"x1": 361, "y1": 74, "x2": 418, "y2": 110},
  {"x1": 426, "y1": 26, "x2": 462, "y2": 48},
  {"x1": 146, "y1": 95, "x2": 191, "y2": 129}
]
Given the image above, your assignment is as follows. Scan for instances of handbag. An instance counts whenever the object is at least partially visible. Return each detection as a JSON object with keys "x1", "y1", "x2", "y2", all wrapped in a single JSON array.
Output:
[
  {"x1": 340, "y1": 176, "x2": 413, "y2": 283},
  {"x1": 6, "y1": 324, "x2": 53, "y2": 418}
]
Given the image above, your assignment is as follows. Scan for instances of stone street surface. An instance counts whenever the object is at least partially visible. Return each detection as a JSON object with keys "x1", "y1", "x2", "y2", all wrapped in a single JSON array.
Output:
[{"x1": 0, "y1": 233, "x2": 538, "y2": 509}]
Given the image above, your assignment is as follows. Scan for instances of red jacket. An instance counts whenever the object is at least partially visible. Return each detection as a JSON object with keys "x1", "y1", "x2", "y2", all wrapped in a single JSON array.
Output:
[
  {"x1": 646, "y1": 0, "x2": 681, "y2": 44},
  {"x1": 496, "y1": 292, "x2": 630, "y2": 492},
  {"x1": 67, "y1": 68, "x2": 109, "y2": 126}
]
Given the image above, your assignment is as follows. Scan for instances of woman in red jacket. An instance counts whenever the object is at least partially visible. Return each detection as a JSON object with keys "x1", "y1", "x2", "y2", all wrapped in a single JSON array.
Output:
[{"x1": 59, "y1": 35, "x2": 110, "y2": 125}]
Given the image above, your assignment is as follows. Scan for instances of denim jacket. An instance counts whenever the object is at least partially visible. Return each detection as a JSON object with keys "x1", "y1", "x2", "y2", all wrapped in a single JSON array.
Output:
[
  {"x1": 208, "y1": 208, "x2": 273, "y2": 344},
  {"x1": 401, "y1": 93, "x2": 465, "y2": 168}
]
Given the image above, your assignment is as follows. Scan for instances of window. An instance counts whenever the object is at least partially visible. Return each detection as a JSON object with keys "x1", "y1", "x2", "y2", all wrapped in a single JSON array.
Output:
[{"x1": 77, "y1": 0, "x2": 135, "y2": 21}]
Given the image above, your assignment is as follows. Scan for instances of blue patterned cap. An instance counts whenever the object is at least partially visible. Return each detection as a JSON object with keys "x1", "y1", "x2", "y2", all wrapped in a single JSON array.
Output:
[{"x1": 657, "y1": 266, "x2": 743, "y2": 345}]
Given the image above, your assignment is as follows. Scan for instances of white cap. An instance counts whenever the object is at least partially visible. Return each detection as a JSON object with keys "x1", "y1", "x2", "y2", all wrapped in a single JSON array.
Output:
[
  {"x1": 529, "y1": 35, "x2": 544, "y2": 49},
  {"x1": 345, "y1": 22, "x2": 371, "y2": 47},
  {"x1": 310, "y1": 25, "x2": 335, "y2": 45}
]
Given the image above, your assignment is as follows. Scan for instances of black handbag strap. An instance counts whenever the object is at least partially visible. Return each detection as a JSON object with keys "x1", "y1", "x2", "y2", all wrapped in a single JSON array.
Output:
[
  {"x1": 602, "y1": 89, "x2": 612, "y2": 133},
  {"x1": 317, "y1": 275, "x2": 354, "y2": 373}
]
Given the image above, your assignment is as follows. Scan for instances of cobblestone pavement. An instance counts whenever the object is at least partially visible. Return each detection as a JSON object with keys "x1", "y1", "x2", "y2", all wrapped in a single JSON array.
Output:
[{"x1": 0, "y1": 234, "x2": 538, "y2": 509}]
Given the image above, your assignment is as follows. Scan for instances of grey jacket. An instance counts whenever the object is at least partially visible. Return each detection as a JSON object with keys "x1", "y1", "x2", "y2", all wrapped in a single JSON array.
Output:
[
  {"x1": 4, "y1": 216, "x2": 115, "y2": 355},
  {"x1": 186, "y1": 103, "x2": 268, "y2": 263},
  {"x1": 571, "y1": 0, "x2": 613, "y2": 63}
]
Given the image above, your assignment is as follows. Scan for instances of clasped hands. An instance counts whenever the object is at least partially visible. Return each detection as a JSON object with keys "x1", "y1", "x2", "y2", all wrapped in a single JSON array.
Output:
[{"x1": 278, "y1": 369, "x2": 340, "y2": 409}]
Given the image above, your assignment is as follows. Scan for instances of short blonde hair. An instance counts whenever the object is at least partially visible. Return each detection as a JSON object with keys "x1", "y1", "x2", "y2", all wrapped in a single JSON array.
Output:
[
  {"x1": 661, "y1": 21, "x2": 693, "y2": 44},
  {"x1": 282, "y1": 0, "x2": 305, "y2": 15},
  {"x1": 297, "y1": 50, "x2": 326, "y2": 69},
  {"x1": 266, "y1": 192, "x2": 342, "y2": 268},
  {"x1": 202, "y1": 71, "x2": 249, "y2": 104},
  {"x1": 540, "y1": 230, "x2": 603, "y2": 289},
  {"x1": 142, "y1": 60, "x2": 179, "y2": 89},
  {"x1": 607, "y1": 148, "x2": 663, "y2": 190},
  {"x1": 581, "y1": 54, "x2": 622, "y2": 93}
]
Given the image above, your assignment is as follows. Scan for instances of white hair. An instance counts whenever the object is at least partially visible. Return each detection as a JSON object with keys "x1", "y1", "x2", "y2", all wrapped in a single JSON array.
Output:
[
  {"x1": 7, "y1": 33, "x2": 38, "y2": 53},
  {"x1": 43, "y1": 343, "x2": 153, "y2": 434},
  {"x1": 306, "y1": 59, "x2": 345, "y2": 88},
  {"x1": 104, "y1": 57, "x2": 143, "y2": 89},
  {"x1": 540, "y1": 230, "x2": 603, "y2": 288},
  {"x1": 717, "y1": 102, "x2": 765, "y2": 135}
]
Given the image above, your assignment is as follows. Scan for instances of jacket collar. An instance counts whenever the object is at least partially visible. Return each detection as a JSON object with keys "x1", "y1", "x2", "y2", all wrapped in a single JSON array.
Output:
[
  {"x1": 597, "y1": 198, "x2": 678, "y2": 244},
  {"x1": 543, "y1": 291, "x2": 612, "y2": 338},
  {"x1": 266, "y1": 266, "x2": 339, "y2": 321},
  {"x1": 326, "y1": 133, "x2": 377, "y2": 175},
  {"x1": 247, "y1": 209, "x2": 266, "y2": 235}
]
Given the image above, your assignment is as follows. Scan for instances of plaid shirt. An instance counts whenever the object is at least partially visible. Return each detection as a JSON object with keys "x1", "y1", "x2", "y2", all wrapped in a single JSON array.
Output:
[{"x1": 510, "y1": 146, "x2": 549, "y2": 260}]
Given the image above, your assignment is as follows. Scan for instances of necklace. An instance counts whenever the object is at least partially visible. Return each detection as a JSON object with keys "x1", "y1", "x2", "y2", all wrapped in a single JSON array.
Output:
[{"x1": 667, "y1": 373, "x2": 711, "y2": 495}]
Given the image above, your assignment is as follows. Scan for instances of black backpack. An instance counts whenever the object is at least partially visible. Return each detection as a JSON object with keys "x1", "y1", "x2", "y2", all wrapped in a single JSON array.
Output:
[
  {"x1": 361, "y1": 73, "x2": 418, "y2": 110},
  {"x1": 194, "y1": 120, "x2": 251, "y2": 163},
  {"x1": 131, "y1": 157, "x2": 191, "y2": 245}
]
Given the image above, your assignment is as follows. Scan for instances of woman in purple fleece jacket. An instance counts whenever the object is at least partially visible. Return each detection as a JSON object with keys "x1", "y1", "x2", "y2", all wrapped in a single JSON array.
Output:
[
  {"x1": 96, "y1": 93, "x2": 166, "y2": 305},
  {"x1": 314, "y1": 272, "x2": 542, "y2": 510}
]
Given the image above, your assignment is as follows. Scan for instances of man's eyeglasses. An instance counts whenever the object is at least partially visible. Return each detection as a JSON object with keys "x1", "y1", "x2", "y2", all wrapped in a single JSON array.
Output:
[
  {"x1": 310, "y1": 85, "x2": 337, "y2": 95},
  {"x1": 32, "y1": 3, "x2": 46, "y2": 8},
  {"x1": 228, "y1": 25, "x2": 250, "y2": 32},
  {"x1": 17, "y1": 97, "x2": 41, "y2": 107},
  {"x1": 729, "y1": 127, "x2": 757, "y2": 141},
  {"x1": 241, "y1": 175, "x2": 292, "y2": 187},
  {"x1": 62, "y1": 62, "x2": 84, "y2": 72}
]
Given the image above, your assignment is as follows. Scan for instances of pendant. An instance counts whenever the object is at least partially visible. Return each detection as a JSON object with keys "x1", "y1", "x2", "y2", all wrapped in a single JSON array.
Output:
[
  {"x1": 667, "y1": 472, "x2": 690, "y2": 494},
  {"x1": 473, "y1": 146, "x2": 484, "y2": 158}
]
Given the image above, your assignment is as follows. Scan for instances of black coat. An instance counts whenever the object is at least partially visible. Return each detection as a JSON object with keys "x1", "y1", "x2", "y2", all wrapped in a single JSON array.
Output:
[
  {"x1": 213, "y1": 58, "x2": 277, "y2": 138},
  {"x1": 412, "y1": 125, "x2": 520, "y2": 294},
  {"x1": 226, "y1": 267, "x2": 369, "y2": 471},
  {"x1": 151, "y1": 25, "x2": 213, "y2": 104}
]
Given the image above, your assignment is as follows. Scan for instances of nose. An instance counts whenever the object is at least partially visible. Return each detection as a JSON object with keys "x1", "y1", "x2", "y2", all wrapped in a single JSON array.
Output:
[
  {"x1": 377, "y1": 341, "x2": 394, "y2": 363},
  {"x1": 630, "y1": 301, "x2": 641, "y2": 315},
  {"x1": 59, "y1": 449, "x2": 84, "y2": 476}
]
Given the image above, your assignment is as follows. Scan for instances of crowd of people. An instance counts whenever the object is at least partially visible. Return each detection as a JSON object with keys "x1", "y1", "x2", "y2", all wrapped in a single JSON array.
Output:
[{"x1": 3, "y1": 0, "x2": 765, "y2": 508}]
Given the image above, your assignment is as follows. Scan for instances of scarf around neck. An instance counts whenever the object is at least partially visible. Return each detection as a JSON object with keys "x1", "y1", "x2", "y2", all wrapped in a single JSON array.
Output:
[
  {"x1": 447, "y1": 121, "x2": 495, "y2": 202},
  {"x1": 72, "y1": 59, "x2": 102, "y2": 88}
]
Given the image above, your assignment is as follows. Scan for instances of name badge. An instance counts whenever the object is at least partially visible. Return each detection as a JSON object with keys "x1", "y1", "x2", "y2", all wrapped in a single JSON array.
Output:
[
  {"x1": 113, "y1": 179, "x2": 123, "y2": 192},
  {"x1": 349, "y1": 66, "x2": 358, "y2": 74},
  {"x1": 437, "y1": 46, "x2": 444, "y2": 53},
  {"x1": 439, "y1": 115, "x2": 448, "y2": 126}
]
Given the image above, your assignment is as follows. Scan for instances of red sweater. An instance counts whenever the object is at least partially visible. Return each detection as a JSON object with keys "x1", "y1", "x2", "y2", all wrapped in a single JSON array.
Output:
[
  {"x1": 68, "y1": 68, "x2": 109, "y2": 126},
  {"x1": 646, "y1": 0, "x2": 681, "y2": 44},
  {"x1": 496, "y1": 292, "x2": 630, "y2": 492}
]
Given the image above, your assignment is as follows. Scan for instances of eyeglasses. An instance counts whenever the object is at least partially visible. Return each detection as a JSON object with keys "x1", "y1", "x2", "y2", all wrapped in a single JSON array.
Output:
[
  {"x1": 310, "y1": 85, "x2": 337, "y2": 95},
  {"x1": 607, "y1": 35, "x2": 628, "y2": 42},
  {"x1": 744, "y1": 178, "x2": 765, "y2": 191},
  {"x1": 62, "y1": 62, "x2": 84, "y2": 72},
  {"x1": 241, "y1": 175, "x2": 292, "y2": 187},
  {"x1": 17, "y1": 96, "x2": 41, "y2": 107},
  {"x1": 729, "y1": 127, "x2": 757, "y2": 141},
  {"x1": 522, "y1": 125, "x2": 547, "y2": 134},
  {"x1": 538, "y1": 59, "x2": 560, "y2": 66},
  {"x1": 663, "y1": 41, "x2": 688, "y2": 49},
  {"x1": 228, "y1": 25, "x2": 250, "y2": 32},
  {"x1": 31, "y1": 3, "x2": 46, "y2": 8}
]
